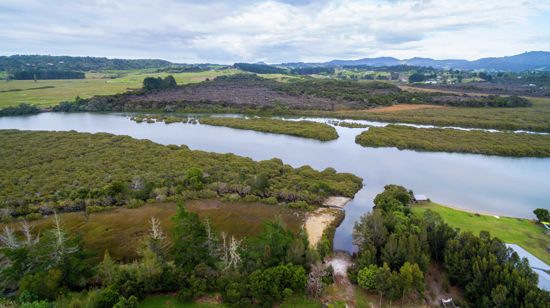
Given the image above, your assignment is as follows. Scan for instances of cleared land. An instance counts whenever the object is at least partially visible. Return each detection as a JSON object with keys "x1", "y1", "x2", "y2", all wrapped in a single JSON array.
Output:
[
  {"x1": 355, "y1": 125, "x2": 550, "y2": 157},
  {"x1": 0, "y1": 69, "x2": 239, "y2": 108},
  {"x1": 4, "y1": 200, "x2": 305, "y2": 262},
  {"x1": 411, "y1": 202, "x2": 550, "y2": 265},
  {"x1": 200, "y1": 117, "x2": 339, "y2": 141}
]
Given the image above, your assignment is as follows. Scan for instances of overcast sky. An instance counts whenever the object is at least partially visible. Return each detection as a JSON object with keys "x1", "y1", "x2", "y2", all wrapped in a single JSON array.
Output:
[{"x1": 1, "y1": 0, "x2": 550, "y2": 63}]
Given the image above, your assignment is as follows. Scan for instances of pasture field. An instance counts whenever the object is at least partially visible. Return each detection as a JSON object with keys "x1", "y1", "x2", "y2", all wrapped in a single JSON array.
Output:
[
  {"x1": 0, "y1": 69, "x2": 239, "y2": 108},
  {"x1": 411, "y1": 202, "x2": 550, "y2": 264},
  {"x1": 4, "y1": 200, "x2": 305, "y2": 262}
]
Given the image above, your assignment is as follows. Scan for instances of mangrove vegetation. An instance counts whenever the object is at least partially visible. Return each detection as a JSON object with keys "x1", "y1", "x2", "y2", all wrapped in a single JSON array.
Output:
[
  {"x1": 0, "y1": 130, "x2": 362, "y2": 219},
  {"x1": 355, "y1": 125, "x2": 550, "y2": 157}
]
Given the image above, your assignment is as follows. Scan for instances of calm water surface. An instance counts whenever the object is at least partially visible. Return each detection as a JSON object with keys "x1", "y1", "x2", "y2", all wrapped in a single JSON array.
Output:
[{"x1": 1, "y1": 112, "x2": 549, "y2": 252}]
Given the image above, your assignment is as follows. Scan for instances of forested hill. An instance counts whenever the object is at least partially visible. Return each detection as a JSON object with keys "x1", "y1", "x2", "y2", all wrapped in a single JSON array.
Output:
[{"x1": 0, "y1": 55, "x2": 174, "y2": 71}]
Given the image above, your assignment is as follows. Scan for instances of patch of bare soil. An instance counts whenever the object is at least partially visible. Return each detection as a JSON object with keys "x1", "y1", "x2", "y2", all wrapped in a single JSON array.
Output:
[
  {"x1": 324, "y1": 252, "x2": 357, "y2": 307},
  {"x1": 304, "y1": 208, "x2": 339, "y2": 247},
  {"x1": 323, "y1": 196, "x2": 351, "y2": 209},
  {"x1": 366, "y1": 104, "x2": 448, "y2": 113},
  {"x1": 424, "y1": 263, "x2": 463, "y2": 307}
]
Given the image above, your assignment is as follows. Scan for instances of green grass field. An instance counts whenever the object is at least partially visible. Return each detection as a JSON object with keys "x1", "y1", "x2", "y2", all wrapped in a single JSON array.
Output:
[
  {"x1": 0, "y1": 69, "x2": 239, "y2": 108},
  {"x1": 411, "y1": 202, "x2": 550, "y2": 265},
  {"x1": 139, "y1": 295, "x2": 226, "y2": 308}
]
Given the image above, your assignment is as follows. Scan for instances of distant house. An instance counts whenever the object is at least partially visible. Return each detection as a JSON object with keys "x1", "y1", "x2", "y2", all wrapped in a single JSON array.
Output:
[{"x1": 414, "y1": 194, "x2": 428, "y2": 202}]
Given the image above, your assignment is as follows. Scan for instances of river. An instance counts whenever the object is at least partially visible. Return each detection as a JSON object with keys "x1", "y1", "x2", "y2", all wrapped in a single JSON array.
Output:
[{"x1": 1, "y1": 112, "x2": 549, "y2": 252}]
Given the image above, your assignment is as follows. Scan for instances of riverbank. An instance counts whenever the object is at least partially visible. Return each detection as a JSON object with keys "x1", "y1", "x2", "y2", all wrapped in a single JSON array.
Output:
[
  {"x1": 355, "y1": 125, "x2": 550, "y2": 157},
  {"x1": 411, "y1": 202, "x2": 550, "y2": 264}
]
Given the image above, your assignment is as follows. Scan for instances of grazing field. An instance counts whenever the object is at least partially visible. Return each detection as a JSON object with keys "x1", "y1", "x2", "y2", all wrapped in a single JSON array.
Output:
[
  {"x1": 310, "y1": 97, "x2": 550, "y2": 132},
  {"x1": 200, "y1": 117, "x2": 339, "y2": 141},
  {"x1": 411, "y1": 202, "x2": 550, "y2": 265},
  {"x1": 355, "y1": 125, "x2": 550, "y2": 157},
  {"x1": 4, "y1": 200, "x2": 305, "y2": 262},
  {"x1": 0, "y1": 69, "x2": 238, "y2": 108}
]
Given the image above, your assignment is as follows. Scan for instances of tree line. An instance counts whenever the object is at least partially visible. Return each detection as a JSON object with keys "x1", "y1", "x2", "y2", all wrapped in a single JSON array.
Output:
[
  {"x1": 351, "y1": 185, "x2": 549, "y2": 307},
  {"x1": 0, "y1": 55, "x2": 172, "y2": 72},
  {"x1": 9, "y1": 70, "x2": 85, "y2": 80}
]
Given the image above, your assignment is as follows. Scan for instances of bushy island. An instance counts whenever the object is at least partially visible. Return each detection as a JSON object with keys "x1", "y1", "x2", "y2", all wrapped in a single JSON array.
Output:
[
  {"x1": 355, "y1": 125, "x2": 550, "y2": 157},
  {"x1": 0, "y1": 130, "x2": 362, "y2": 219},
  {"x1": 350, "y1": 185, "x2": 549, "y2": 307},
  {"x1": 200, "y1": 117, "x2": 339, "y2": 141},
  {"x1": 130, "y1": 115, "x2": 339, "y2": 141}
]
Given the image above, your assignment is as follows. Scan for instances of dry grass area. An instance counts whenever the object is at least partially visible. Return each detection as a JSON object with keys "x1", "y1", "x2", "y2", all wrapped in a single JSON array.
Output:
[
  {"x1": 398, "y1": 85, "x2": 491, "y2": 97},
  {"x1": 365, "y1": 104, "x2": 448, "y2": 113},
  {"x1": 304, "y1": 208, "x2": 340, "y2": 247},
  {"x1": 5, "y1": 200, "x2": 304, "y2": 262}
]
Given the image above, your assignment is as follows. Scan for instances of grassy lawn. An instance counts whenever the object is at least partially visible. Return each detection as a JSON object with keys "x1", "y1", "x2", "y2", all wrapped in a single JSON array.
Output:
[
  {"x1": 0, "y1": 69, "x2": 238, "y2": 108},
  {"x1": 139, "y1": 295, "x2": 226, "y2": 308},
  {"x1": 412, "y1": 202, "x2": 550, "y2": 264},
  {"x1": 5, "y1": 200, "x2": 304, "y2": 262}
]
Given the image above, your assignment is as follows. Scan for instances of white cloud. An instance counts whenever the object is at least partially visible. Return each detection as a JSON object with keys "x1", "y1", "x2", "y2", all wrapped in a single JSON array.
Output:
[{"x1": 0, "y1": 0, "x2": 549, "y2": 63}]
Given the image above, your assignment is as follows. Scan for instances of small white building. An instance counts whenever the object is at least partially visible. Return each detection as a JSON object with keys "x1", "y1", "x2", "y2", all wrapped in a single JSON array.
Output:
[{"x1": 414, "y1": 194, "x2": 428, "y2": 202}]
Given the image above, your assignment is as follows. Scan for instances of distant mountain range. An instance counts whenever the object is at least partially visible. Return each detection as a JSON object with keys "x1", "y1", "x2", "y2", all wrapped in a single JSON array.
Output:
[{"x1": 281, "y1": 51, "x2": 550, "y2": 71}]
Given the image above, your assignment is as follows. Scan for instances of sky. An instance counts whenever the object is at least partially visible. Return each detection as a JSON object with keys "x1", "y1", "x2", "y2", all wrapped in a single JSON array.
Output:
[{"x1": 1, "y1": 0, "x2": 550, "y2": 64}]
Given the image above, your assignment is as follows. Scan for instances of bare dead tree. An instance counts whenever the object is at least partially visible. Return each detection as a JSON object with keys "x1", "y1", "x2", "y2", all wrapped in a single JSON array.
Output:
[
  {"x1": 149, "y1": 217, "x2": 165, "y2": 240},
  {"x1": 48, "y1": 212, "x2": 78, "y2": 267}
]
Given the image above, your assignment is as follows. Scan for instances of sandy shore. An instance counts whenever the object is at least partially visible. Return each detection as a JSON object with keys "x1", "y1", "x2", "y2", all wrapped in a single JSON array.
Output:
[
  {"x1": 322, "y1": 196, "x2": 351, "y2": 209},
  {"x1": 305, "y1": 208, "x2": 341, "y2": 247}
]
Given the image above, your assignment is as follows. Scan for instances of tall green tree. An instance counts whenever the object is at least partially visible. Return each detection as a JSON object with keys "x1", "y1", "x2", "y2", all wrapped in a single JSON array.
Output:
[{"x1": 171, "y1": 203, "x2": 210, "y2": 271}]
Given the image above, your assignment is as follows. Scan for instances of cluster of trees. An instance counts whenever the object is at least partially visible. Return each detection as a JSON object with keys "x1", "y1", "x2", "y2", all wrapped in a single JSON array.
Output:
[
  {"x1": 0, "y1": 103, "x2": 40, "y2": 117},
  {"x1": 0, "y1": 55, "x2": 172, "y2": 72},
  {"x1": 142, "y1": 75, "x2": 177, "y2": 91},
  {"x1": 0, "y1": 130, "x2": 363, "y2": 218},
  {"x1": 290, "y1": 67, "x2": 335, "y2": 75},
  {"x1": 534, "y1": 208, "x2": 550, "y2": 222},
  {"x1": 351, "y1": 185, "x2": 550, "y2": 307},
  {"x1": 355, "y1": 125, "x2": 550, "y2": 157},
  {"x1": 9, "y1": 70, "x2": 85, "y2": 80},
  {"x1": 233, "y1": 63, "x2": 287, "y2": 74},
  {"x1": 1, "y1": 203, "x2": 331, "y2": 306}
]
